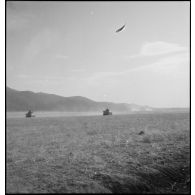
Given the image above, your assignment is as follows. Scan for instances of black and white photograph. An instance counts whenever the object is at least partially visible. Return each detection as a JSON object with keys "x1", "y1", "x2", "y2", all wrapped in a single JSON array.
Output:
[{"x1": 6, "y1": 1, "x2": 190, "y2": 193}]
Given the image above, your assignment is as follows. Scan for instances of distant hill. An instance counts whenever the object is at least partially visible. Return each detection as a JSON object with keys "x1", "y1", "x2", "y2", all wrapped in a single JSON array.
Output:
[{"x1": 6, "y1": 87, "x2": 157, "y2": 112}]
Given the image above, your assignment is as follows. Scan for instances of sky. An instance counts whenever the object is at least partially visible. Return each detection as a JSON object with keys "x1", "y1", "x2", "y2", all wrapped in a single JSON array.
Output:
[{"x1": 6, "y1": 1, "x2": 190, "y2": 108}]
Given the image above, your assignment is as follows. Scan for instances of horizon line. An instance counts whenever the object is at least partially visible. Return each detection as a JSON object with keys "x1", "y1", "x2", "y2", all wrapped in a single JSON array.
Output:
[{"x1": 6, "y1": 85, "x2": 189, "y2": 109}]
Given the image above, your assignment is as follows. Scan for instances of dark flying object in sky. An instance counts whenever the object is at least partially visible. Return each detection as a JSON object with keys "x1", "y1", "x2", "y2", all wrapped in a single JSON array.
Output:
[{"x1": 116, "y1": 24, "x2": 126, "y2": 33}]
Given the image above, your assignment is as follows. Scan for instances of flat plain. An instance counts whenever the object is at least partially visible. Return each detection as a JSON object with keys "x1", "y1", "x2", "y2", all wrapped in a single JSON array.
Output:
[{"x1": 6, "y1": 112, "x2": 190, "y2": 193}]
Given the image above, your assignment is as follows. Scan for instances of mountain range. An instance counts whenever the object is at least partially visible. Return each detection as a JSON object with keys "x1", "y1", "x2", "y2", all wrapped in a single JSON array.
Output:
[
  {"x1": 6, "y1": 87, "x2": 189, "y2": 113},
  {"x1": 6, "y1": 87, "x2": 155, "y2": 112}
]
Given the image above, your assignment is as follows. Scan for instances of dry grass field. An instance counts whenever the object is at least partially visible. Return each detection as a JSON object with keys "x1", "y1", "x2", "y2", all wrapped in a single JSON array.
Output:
[{"x1": 6, "y1": 112, "x2": 190, "y2": 193}]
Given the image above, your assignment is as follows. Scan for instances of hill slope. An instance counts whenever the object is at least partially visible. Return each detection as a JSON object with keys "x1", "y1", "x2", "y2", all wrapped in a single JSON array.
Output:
[{"x1": 6, "y1": 87, "x2": 154, "y2": 112}]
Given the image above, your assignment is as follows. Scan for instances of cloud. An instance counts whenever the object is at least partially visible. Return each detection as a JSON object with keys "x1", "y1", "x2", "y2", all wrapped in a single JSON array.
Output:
[
  {"x1": 129, "y1": 41, "x2": 188, "y2": 58},
  {"x1": 125, "y1": 52, "x2": 189, "y2": 78},
  {"x1": 85, "y1": 51, "x2": 189, "y2": 84},
  {"x1": 144, "y1": 52, "x2": 189, "y2": 77},
  {"x1": 141, "y1": 41, "x2": 187, "y2": 56}
]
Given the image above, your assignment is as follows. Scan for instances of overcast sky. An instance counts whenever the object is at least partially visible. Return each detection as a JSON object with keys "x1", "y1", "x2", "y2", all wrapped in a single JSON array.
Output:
[{"x1": 6, "y1": 1, "x2": 190, "y2": 107}]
